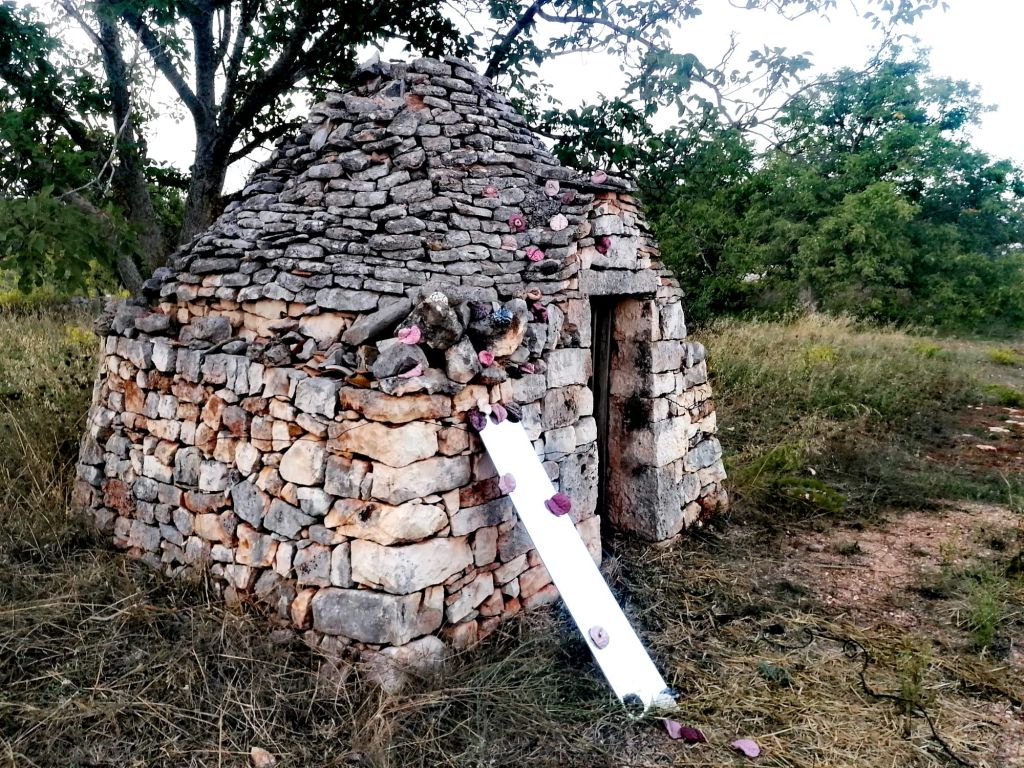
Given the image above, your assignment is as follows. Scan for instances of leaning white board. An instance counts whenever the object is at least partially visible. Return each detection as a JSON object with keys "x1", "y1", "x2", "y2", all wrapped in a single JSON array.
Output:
[{"x1": 477, "y1": 417, "x2": 672, "y2": 711}]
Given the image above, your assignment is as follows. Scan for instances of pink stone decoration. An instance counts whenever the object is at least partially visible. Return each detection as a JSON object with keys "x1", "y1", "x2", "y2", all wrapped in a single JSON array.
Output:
[
  {"x1": 525, "y1": 246, "x2": 545, "y2": 262},
  {"x1": 588, "y1": 625, "x2": 609, "y2": 649},
  {"x1": 560, "y1": 189, "x2": 576, "y2": 204},
  {"x1": 490, "y1": 404, "x2": 508, "y2": 423},
  {"x1": 595, "y1": 235, "x2": 611, "y2": 255},
  {"x1": 397, "y1": 363, "x2": 423, "y2": 379},
  {"x1": 544, "y1": 492, "x2": 572, "y2": 516},
  {"x1": 520, "y1": 362, "x2": 536, "y2": 374},
  {"x1": 468, "y1": 409, "x2": 488, "y2": 432},
  {"x1": 396, "y1": 325, "x2": 421, "y2": 345},
  {"x1": 591, "y1": 169, "x2": 608, "y2": 184},
  {"x1": 478, "y1": 350, "x2": 495, "y2": 366},
  {"x1": 483, "y1": 185, "x2": 499, "y2": 198},
  {"x1": 498, "y1": 473, "x2": 516, "y2": 494},
  {"x1": 664, "y1": 721, "x2": 707, "y2": 743},
  {"x1": 544, "y1": 179, "x2": 560, "y2": 197},
  {"x1": 549, "y1": 214, "x2": 569, "y2": 232},
  {"x1": 500, "y1": 235, "x2": 518, "y2": 251},
  {"x1": 508, "y1": 213, "x2": 527, "y2": 233}
]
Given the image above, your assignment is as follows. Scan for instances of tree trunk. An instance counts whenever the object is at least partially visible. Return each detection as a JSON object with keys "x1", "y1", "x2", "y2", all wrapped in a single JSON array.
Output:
[
  {"x1": 97, "y1": 11, "x2": 166, "y2": 279},
  {"x1": 179, "y1": 149, "x2": 228, "y2": 245}
]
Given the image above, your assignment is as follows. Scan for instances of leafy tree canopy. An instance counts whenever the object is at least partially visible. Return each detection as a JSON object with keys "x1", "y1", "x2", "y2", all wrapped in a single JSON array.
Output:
[{"x1": 647, "y1": 55, "x2": 1024, "y2": 333}]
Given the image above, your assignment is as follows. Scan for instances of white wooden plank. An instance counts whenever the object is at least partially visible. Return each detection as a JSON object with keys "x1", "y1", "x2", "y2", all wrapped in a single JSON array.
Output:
[{"x1": 477, "y1": 418, "x2": 672, "y2": 710}]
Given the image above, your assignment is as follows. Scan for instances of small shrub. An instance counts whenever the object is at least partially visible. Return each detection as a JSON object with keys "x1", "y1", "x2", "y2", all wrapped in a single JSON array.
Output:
[
  {"x1": 964, "y1": 576, "x2": 1004, "y2": 650},
  {"x1": 984, "y1": 384, "x2": 1024, "y2": 407},
  {"x1": 986, "y1": 347, "x2": 1024, "y2": 366},
  {"x1": 896, "y1": 638, "x2": 931, "y2": 715}
]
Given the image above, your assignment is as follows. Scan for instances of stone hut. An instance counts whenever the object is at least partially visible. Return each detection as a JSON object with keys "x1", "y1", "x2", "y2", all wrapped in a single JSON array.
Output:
[{"x1": 74, "y1": 56, "x2": 727, "y2": 659}]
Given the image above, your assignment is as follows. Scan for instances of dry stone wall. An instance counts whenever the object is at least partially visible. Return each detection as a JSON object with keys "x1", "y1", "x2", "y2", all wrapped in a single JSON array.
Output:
[{"x1": 74, "y1": 55, "x2": 726, "y2": 660}]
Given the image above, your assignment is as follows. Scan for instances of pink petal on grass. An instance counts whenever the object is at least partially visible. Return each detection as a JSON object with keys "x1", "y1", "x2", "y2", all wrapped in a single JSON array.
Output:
[
  {"x1": 397, "y1": 363, "x2": 423, "y2": 379},
  {"x1": 396, "y1": 325, "x2": 421, "y2": 345},
  {"x1": 731, "y1": 739, "x2": 761, "y2": 758},
  {"x1": 478, "y1": 350, "x2": 495, "y2": 366},
  {"x1": 591, "y1": 169, "x2": 608, "y2": 184},
  {"x1": 663, "y1": 720, "x2": 706, "y2": 743},
  {"x1": 498, "y1": 473, "x2": 516, "y2": 494}
]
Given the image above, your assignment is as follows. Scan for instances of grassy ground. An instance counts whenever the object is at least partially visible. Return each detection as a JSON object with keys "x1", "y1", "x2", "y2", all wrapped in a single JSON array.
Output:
[{"x1": 1, "y1": 310, "x2": 1021, "y2": 767}]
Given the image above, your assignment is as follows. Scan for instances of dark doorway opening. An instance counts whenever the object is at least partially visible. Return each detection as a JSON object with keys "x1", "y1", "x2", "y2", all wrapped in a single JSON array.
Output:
[{"x1": 590, "y1": 298, "x2": 616, "y2": 525}]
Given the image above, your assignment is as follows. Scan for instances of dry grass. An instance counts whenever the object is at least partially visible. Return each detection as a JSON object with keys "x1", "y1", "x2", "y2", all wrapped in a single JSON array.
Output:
[{"x1": 1, "y1": 308, "x2": 1022, "y2": 767}]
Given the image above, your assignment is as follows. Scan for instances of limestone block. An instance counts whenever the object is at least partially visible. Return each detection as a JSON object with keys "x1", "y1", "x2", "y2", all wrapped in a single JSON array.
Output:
[
  {"x1": 472, "y1": 526, "x2": 498, "y2": 565},
  {"x1": 294, "y1": 542, "x2": 332, "y2": 587},
  {"x1": 367, "y1": 635, "x2": 447, "y2": 694},
  {"x1": 619, "y1": 415, "x2": 696, "y2": 468},
  {"x1": 497, "y1": 519, "x2": 534, "y2": 561},
  {"x1": 312, "y1": 585, "x2": 444, "y2": 645},
  {"x1": 371, "y1": 455, "x2": 471, "y2": 504},
  {"x1": 544, "y1": 348, "x2": 592, "y2": 387},
  {"x1": 316, "y1": 287, "x2": 379, "y2": 312},
  {"x1": 330, "y1": 542, "x2": 353, "y2": 587},
  {"x1": 338, "y1": 388, "x2": 451, "y2": 423},
  {"x1": 325, "y1": 499, "x2": 447, "y2": 544},
  {"x1": 449, "y1": 497, "x2": 515, "y2": 537},
  {"x1": 613, "y1": 298, "x2": 660, "y2": 342},
  {"x1": 576, "y1": 515, "x2": 602, "y2": 565},
  {"x1": 265, "y1": 499, "x2": 315, "y2": 537},
  {"x1": 331, "y1": 421, "x2": 439, "y2": 467},
  {"x1": 295, "y1": 378, "x2": 340, "y2": 418},
  {"x1": 351, "y1": 537, "x2": 473, "y2": 594},
  {"x1": 541, "y1": 386, "x2": 593, "y2": 430},
  {"x1": 324, "y1": 455, "x2": 371, "y2": 498},
  {"x1": 236, "y1": 524, "x2": 278, "y2": 567},
  {"x1": 279, "y1": 439, "x2": 327, "y2": 485},
  {"x1": 659, "y1": 300, "x2": 687, "y2": 340},
  {"x1": 445, "y1": 572, "x2": 494, "y2": 623},
  {"x1": 580, "y1": 269, "x2": 657, "y2": 297},
  {"x1": 684, "y1": 437, "x2": 722, "y2": 472},
  {"x1": 445, "y1": 337, "x2": 481, "y2": 383}
]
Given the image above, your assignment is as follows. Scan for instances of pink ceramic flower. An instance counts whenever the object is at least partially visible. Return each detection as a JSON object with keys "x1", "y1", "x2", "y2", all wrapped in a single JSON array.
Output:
[
  {"x1": 595, "y1": 235, "x2": 611, "y2": 255},
  {"x1": 498, "y1": 473, "x2": 517, "y2": 494},
  {"x1": 520, "y1": 362, "x2": 536, "y2": 374},
  {"x1": 549, "y1": 214, "x2": 569, "y2": 231},
  {"x1": 396, "y1": 325, "x2": 421, "y2": 345},
  {"x1": 525, "y1": 246, "x2": 545, "y2": 262},
  {"x1": 483, "y1": 185, "x2": 499, "y2": 198},
  {"x1": 544, "y1": 179, "x2": 560, "y2": 197},
  {"x1": 591, "y1": 169, "x2": 608, "y2": 184},
  {"x1": 508, "y1": 213, "x2": 527, "y2": 233},
  {"x1": 490, "y1": 404, "x2": 508, "y2": 423},
  {"x1": 478, "y1": 350, "x2": 495, "y2": 366}
]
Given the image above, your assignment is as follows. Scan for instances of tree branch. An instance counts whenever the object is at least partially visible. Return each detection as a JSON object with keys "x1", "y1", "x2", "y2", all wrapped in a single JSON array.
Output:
[
  {"x1": 118, "y1": 8, "x2": 204, "y2": 122},
  {"x1": 535, "y1": 9, "x2": 658, "y2": 49},
  {"x1": 227, "y1": 121, "x2": 300, "y2": 164},
  {"x1": 485, "y1": 0, "x2": 550, "y2": 80}
]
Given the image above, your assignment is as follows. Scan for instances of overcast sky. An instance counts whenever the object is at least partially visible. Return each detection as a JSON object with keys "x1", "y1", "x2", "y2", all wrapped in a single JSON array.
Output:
[{"x1": 37, "y1": 0, "x2": 1021, "y2": 189}]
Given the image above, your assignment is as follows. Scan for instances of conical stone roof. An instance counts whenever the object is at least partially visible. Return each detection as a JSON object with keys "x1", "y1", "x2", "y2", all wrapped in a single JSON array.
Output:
[{"x1": 155, "y1": 55, "x2": 633, "y2": 316}]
